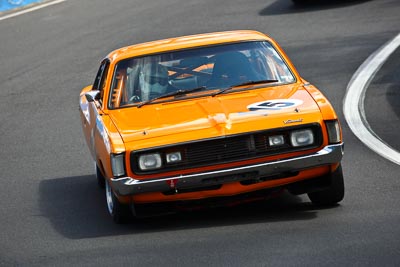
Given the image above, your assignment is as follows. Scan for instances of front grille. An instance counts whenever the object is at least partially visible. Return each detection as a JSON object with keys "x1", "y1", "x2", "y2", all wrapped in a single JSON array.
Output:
[
  {"x1": 131, "y1": 123, "x2": 322, "y2": 174},
  {"x1": 186, "y1": 135, "x2": 255, "y2": 163}
]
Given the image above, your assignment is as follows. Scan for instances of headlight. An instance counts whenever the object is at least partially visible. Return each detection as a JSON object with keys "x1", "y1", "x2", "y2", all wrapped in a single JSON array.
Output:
[
  {"x1": 138, "y1": 153, "x2": 162, "y2": 170},
  {"x1": 111, "y1": 153, "x2": 126, "y2": 177},
  {"x1": 166, "y1": 151, "x2": 182, "y2": 164},
  {"x1": 325, "y1": 120, "x2": 341, "y2": 144},
  {"x1": 269, "y1": 135, "x2": 285, "y2": 147},
  {"x1": 290, "y1": 129, "x2": 314, "y2": 147}
]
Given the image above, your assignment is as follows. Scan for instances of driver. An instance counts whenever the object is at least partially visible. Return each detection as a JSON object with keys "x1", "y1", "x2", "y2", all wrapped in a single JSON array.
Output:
[{"x1": 139, "y1": 63, "x2": 170, "y2": 101}]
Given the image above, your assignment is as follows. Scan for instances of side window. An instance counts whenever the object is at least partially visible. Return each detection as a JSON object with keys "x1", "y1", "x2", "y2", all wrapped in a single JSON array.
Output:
[{"x1": 92, "y1": 60, "x2": 110, "y2": 102}]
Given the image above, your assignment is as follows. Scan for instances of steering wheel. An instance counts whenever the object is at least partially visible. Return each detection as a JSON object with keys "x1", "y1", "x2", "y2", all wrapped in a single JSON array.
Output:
[{"x1": 129, "y1": 95, "x2": 141, "y2": 103}]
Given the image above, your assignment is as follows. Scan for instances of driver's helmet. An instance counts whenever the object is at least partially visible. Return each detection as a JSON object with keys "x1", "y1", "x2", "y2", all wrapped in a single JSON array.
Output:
[{"x1": 139, "y1": 63, "x2": 169, "y2": 101}]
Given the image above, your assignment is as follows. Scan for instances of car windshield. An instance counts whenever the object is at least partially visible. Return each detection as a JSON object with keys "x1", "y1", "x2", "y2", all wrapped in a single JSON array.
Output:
[{"x1": 108, "y1": 41, "x2": 295, "y2": 108}]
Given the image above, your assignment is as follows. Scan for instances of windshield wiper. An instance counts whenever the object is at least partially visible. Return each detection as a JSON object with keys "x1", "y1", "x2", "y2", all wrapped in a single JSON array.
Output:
[
  {"x1": 212, "y1": 79, "x2": 279, "y2": 97},
  {"x1": 137, "y1": 86, "x2": 206, "y2": 108}
]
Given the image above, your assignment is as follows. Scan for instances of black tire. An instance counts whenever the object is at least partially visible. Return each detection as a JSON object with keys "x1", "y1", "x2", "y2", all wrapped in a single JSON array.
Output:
[
  {"x1": 95, "y1": 162, "x2": 105, "y2": 188},
  {"x1": 308, "y1": 165, "x2": 345, "y2": 206},
  {"x1": 105, "y1": 180, "x2": 132, "y2": 224}
]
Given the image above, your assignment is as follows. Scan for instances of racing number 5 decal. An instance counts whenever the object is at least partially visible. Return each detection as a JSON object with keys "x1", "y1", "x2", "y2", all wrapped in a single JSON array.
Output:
[{"x1": 247, "y1": 99, "x2": 303, "y2": 111}]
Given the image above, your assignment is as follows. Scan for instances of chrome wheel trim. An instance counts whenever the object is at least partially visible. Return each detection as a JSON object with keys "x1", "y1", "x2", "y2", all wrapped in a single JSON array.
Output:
[{"x1": 105, "y1": 181, "x2": 114, "y2": 215}]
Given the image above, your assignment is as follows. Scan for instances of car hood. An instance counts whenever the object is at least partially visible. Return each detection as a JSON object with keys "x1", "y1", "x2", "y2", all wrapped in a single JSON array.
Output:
[{"x1": 108, "y1": 84, "x2": 322, "y2": 149}]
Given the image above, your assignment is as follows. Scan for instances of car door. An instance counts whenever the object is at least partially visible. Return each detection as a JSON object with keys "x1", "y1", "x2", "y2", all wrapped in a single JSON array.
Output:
[{"x1": 80, "y1": 59, "x2": 111, "y2": 164}]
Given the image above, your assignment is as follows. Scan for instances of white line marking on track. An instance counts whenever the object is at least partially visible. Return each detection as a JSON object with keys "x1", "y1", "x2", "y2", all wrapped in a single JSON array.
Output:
[
  {"x1": 0, "y1": 0, "x2": 65, "y2": 21},
  {"x1": 343, "y1": 33, "x2": 400, "y2": 165}
]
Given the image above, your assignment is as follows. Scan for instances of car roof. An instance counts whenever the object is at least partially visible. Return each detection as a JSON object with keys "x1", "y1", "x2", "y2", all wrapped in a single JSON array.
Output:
[{"x1": 106, "y1": 30, "x2": 271, "y2": 63}]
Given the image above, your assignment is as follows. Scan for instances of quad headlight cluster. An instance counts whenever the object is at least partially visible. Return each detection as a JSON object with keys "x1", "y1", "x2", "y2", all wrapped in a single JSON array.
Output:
[
  {"x1": 268, "y1": 129, "x2": 314, "y2": 148},
  {"x1": 268, "y1": 120, "x2": 341, "y2": 148},
  {"x1": 138, "y1": 151, "x2": 182, "y2": 171}
]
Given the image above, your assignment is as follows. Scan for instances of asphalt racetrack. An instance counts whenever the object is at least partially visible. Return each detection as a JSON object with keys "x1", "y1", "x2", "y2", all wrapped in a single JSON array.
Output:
[{"x1": 0, "y1": 0, "x2": 399, "y2": 266}]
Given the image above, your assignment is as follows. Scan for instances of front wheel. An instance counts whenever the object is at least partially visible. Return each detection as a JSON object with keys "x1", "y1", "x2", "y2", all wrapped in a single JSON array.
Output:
[
  {"x1": 105, "y1": 180, "x2": 132, "y2": 223},
  {"x1": 308, "y1": 165, "x2": 345, "y2": 206}
]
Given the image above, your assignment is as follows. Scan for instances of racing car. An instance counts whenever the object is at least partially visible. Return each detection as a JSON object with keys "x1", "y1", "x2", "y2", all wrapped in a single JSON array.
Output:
[{"x1": 79, "y1": 30, "x2": 344, "y2": 223}]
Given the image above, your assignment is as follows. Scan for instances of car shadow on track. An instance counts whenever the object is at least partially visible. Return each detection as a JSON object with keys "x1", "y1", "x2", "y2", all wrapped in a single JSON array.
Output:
[
  {"x1": 259, "y1": 0, "x2": 372, "y2": 16},
  {"x1": 39, "y1": 175, "x2": 339, "y2": 239}
]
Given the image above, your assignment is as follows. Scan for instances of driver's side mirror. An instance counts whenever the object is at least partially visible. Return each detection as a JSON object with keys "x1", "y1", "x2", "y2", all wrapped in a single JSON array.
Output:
[{"x1": 85, "y1": 90, "x2": 101, "y2": 102}]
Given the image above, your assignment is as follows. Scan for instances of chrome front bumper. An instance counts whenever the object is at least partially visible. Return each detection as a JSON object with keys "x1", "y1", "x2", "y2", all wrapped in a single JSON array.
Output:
[{"x1": 111, "y1": 143, "x2": 344, "y2": 196}]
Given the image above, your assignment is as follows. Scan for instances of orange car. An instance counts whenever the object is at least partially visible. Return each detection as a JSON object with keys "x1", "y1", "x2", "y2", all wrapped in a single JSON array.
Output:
[{"x1": 79, "y1": 30, "x2": 344, "y2": 223}]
